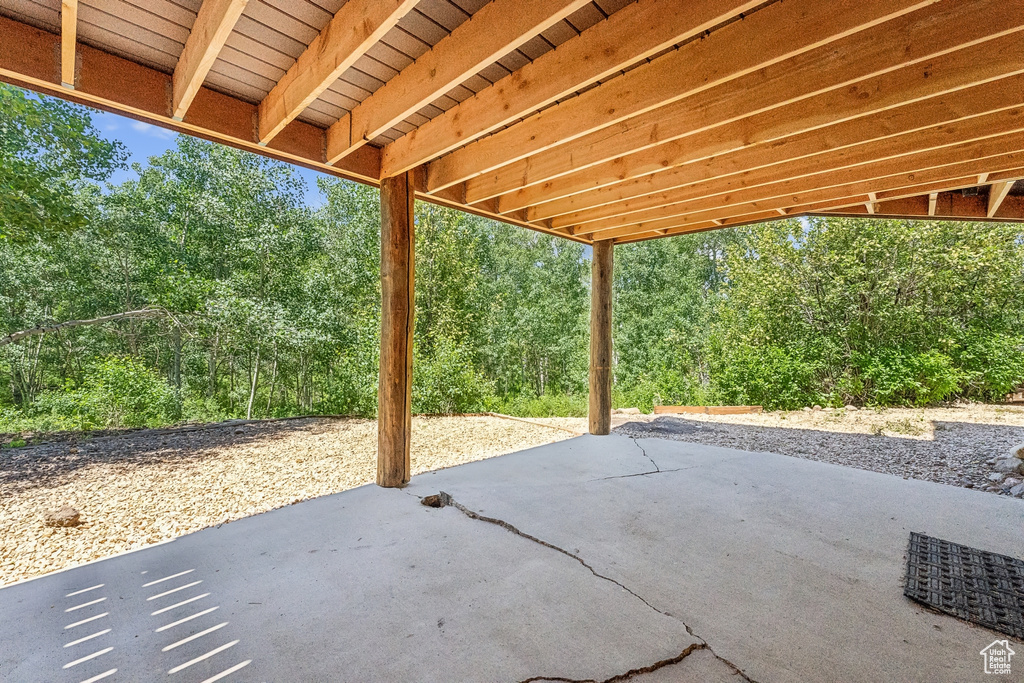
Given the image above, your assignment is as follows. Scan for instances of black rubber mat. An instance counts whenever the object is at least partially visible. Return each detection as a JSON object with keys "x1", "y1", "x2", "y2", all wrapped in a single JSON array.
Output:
[{"x1": 904, "y1": 532, "x2": 1024, "y2": 638}]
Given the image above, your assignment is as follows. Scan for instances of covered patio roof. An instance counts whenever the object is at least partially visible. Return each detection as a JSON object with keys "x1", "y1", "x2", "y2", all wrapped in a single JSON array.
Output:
[{"x1": 1, "y1": 0, "x2": 1022, "y2": 246}]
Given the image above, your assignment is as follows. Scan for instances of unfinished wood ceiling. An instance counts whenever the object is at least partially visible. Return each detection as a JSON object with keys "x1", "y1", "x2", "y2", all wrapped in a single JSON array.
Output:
[{"x1": 1, "y1": 0, "x2": 1022, "y2": 244}]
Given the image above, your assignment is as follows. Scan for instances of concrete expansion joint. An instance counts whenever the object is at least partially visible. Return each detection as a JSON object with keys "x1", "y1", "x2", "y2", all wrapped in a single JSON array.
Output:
[{"x1": 416, "y1": 490, "x2": 759, "y2": 683}]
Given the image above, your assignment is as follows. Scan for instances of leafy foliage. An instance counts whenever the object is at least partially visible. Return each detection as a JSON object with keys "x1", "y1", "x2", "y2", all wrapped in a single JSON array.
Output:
[{"x1": 2, "y1": 84, "x2": 1024, "y2": 431}]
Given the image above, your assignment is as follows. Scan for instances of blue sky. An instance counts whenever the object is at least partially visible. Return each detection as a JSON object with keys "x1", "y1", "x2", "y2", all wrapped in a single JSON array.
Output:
[{"x1": 91, "y1": 109, "x2": 332, "y2": 207}]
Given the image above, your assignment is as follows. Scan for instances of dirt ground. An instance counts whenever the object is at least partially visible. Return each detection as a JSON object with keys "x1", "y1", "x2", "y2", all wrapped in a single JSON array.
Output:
[{"x1": 3, "y1": 405, "x2": 1023, "y2": 588}]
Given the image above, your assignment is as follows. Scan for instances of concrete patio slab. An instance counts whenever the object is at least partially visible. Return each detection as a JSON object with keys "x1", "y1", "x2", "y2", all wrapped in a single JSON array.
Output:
[{"x1": 1, "y1": 435, "x2": 1021, "y2": 682}]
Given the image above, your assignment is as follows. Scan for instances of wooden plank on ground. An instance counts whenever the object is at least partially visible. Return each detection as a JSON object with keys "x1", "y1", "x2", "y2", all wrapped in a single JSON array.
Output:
[{"x1": 655, "y1": 406, "x2": 763, "y2": 415}]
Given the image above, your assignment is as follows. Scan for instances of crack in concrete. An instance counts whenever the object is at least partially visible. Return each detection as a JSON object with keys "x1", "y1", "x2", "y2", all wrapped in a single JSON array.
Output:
[
  {"x1": 516, "y1": 641, "x2": 707, "y2": 682},
  {"x1": 631, "y1": 437, "x2": 660, "y2": 473},
  {"x1": 588, "y1": 465, "x2": 697, "y2": 482},
  {"x1": 422, "y1": 490, "x2": 758, "y2": 683}
]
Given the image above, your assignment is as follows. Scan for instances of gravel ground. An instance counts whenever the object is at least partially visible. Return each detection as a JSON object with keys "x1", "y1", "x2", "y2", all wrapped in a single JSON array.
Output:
[
  {"x1": 0, "y1": 415, "x2": 575, "y2": 587},
  {"x1": 614, "y1": 404, "x2": 1024, "y2": 494},
  {"x1": 5, "y1": 406, "x2": 1023, "y2": 588}
]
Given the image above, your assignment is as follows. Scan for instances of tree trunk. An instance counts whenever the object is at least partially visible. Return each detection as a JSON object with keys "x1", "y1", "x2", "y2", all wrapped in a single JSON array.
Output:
[
  {"x1": 265, "y1": 349, "x2": 278, "y2": 414},
  {"x1": 246, "y1": 348, "x2": 261, "y2": 420}
]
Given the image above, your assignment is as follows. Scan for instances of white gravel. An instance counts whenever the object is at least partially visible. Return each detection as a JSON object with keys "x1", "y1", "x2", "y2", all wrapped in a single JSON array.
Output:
[{"x1": 0, "y1": 415, "x2": 574, "y2": 587}]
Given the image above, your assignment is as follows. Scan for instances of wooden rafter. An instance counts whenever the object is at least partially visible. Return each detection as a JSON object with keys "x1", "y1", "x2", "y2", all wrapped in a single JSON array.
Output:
[
  {"x1": 326, "y1": 0, "x2": 592, "y2": 167},
  {"x1": 483, "y1": 0, "x2": 1024, "y2": 209},
  {"x1": 60, "y1": 0, "x2": 76, "y2": 88},
  {"x1": 928, "y1": 192, "x2": 938, "y2": 216},
  {"x1": 172, "y1": 0, "x2": 248, "y2": 120},
  {"x1": 517, "y1": 48, "x2": 1024, "y2": 220},
  {"x1": 257, "y1": 0, "x2": 418, "y2": 145},
  {"x1": 438, "y1": 0, "x2": 954, "y2": 199},
  {"x1": 548, "y1": 99, "x2": 1024, "y2": 229},
  {"x1": 569, "y1": 116, "x2": 1024, "y2": 233},
  {"x1": 581, "y1": 147, "x2": 1024, "y2": 240},
  {"x1": 0, "y1": 15, "x2": 582, "y2": 245},
  {"x1": 988, "y1": 181, "x2": 1014, "y2": 217},
  {"x1": 378, "y1": 0, "x2": 765, "y2": 178}
]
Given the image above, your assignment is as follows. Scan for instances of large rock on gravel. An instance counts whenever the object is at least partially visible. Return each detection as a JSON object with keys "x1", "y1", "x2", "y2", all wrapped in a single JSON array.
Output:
[
  {"x1": 992, "y1": 456, "x2": 1024, "y2": 474},
  {"x1": 43, "y1": 506, "x2": 81, "y2": 528},
  {"x1": 619, "y1": 416, "x2": 703, "y2": 436},
  {"x1": 1009, "y1": 443, "x2": 1024, "y2": 460},
  {"x1": 1011, "y1": 483, "x2": 1024, "y2": 497},
  {"x1": 613, "y1": 408, "x2": 642, "y2": 415}
]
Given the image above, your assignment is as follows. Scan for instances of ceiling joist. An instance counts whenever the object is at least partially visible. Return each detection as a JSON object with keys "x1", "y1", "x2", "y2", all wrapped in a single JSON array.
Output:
[
  {"x1": 60, "y1": 0, "x2": 76, "y2": 88},
  {"x1": 257, "y1": 0, "x2": 418, "y2": 145},
  {"x1": 516, "y1": 43, "x2": 1024, "y2": 220},
  {"x1": 429, "y1": 0, "x2": 942, "y2": 195},
  {"x1": 326, "y1": 0, "x2": 592, "y2": 168},
  {"x1": 172, "y1": 0, "x2": 248, "y2": 120},
  {"x1": 555, "y1": 105, "x2": 1024, "y2": 230},
  {"x1": 378, "y1": 0, "x2": 765, "y2": 178},
  {"x1": 484, "y1": 0, "x2": 1024, "y2": 210}
]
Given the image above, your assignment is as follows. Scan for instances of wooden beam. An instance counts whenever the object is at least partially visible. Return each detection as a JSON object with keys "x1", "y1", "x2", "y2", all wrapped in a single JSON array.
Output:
[
  {"x1": 0, "y1": 15, "x2": 577, "y2": 244},
  {"x1": 0, "y1": 14, "x2": 380, "y2": 181},
  {"x1": 529, "y1": 66, "x2": 1024, "y2": 223},
  {"x1": 572, "y1": 125, "x2": 1024, "y2": 234},
  {"x1": 928, "y1": 192, "x2": 938, "y2": 215},
  {"x1": 589, "y1": 240, "x2": 613, "y2": 435},
  {"x1": 378, "y1": 0, "x2": 764, "y2": 178},
  {"x1": 378, "y1": 171, "x2": 415, "y2": 487},
  {"x1": 988, "y1": 181, "x2": 1014, "y2": 217},
  {"x1": 791, "y1": 166, "x2": 1024, "y2": 213},
  {"x1": 490, "y1": 3, "x2": 1024, "y2": 211},
  {"x1": 551, "y1": 102, "x2": 1024, "y2": 229},
  {"x1": 586, "y1": 148, "x2": 1024, "y2": 240},
  {"x1": 442, "y1": 0, "x2": 963, "y2": 199},
  {"x1": 172, "y1": 0, "x2": 249, "y2": 120},
  {"x1": 60, "y1": 0, "x2": 76, "y2": 88},
  {"x1": 327, "y1": 0, "x2": 591, "y2": 166},
  {"x1": 258, "y1": 0, "x2": 417, "y2": 145},
  {"x1": 814, "y1": 190, "x2": 1024, "y2": 222},
  {"x1": 866, "y1": 192, "x2": 878, "y2": 214}
]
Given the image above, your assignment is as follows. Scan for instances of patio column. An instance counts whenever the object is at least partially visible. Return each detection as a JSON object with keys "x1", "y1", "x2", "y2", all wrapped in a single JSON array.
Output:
[
  {"x1": 589, "y1": 239, "x2": 613, "y2": 435},
  {"x1": 378, "y1": 171, "x2": 415, "y2": 487}
]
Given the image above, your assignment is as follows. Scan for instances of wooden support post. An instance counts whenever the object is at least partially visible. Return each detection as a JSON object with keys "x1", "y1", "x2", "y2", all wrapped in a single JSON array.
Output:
[
  {"x1": 589, "y1": 240, "x2": 613, "y2": 435},
  {"x1": 377, "y1": 171, "x2": 415, "y2": 487}
]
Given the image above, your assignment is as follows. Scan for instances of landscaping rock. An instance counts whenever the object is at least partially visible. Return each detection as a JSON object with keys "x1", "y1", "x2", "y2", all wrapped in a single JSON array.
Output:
[
  {"x1": 613, "y1": 408, "x2": 642, "y2": 415},
  {"x1": 992, "y1": 456, "x2": 1023, "y2": 474},
  {"x1": 1012, "y1": 483, "x2": 1024, "y2": 497},
  {"x1": 43, "y1": 506, "x2": 81, "y2": 528},
  {"x1": 1010, "y1": 443, "x2": 1024, "y2": 460},
  {"x1": 845, "y1": 405, "x2": 859, "y2": 411},
  {"x1": 988, "y1": 472, "x2": 1006, "y2": 482}
]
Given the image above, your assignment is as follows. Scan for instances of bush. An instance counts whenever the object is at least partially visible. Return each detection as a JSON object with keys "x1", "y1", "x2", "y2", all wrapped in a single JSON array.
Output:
[
  {"x1": 413, "y1": 341, "x2": 493, "y2": 414},
  {"x1": 856, "y1": 349, "x2": 962, "y2": 407},
  {"x1": 492, "y1": 392, "x2": 587, "y2": 417},
  {"x1": 712, "y1": 344, "x2": 822, "y2": 410},
  {"x1": 33, "y1": 356, "x2": 180, "y2": 429},
  {"x1": 954, "y1": 332, "x2": 1024, "y2": 401}
]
